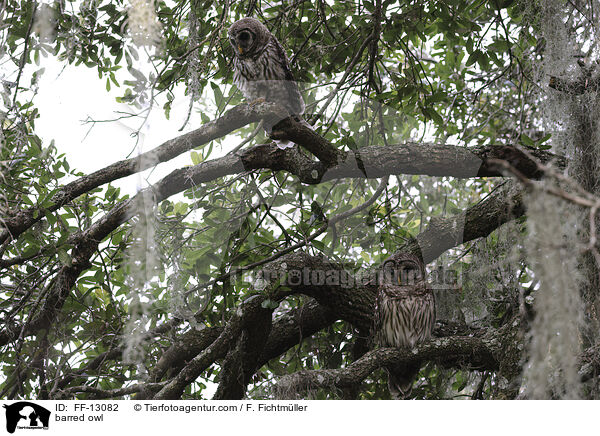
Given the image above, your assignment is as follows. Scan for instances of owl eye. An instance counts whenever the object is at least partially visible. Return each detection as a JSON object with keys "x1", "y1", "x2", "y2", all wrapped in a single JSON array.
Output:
[
  {"x1": 398, "y1": 264, "x2": 422, "y2": 284},
  {"x1": 239, "y1": 31, "x2": 251, "y2": 41},
  {"x1": 381, "y1": 261, "x2": 396, "y2": 284}
]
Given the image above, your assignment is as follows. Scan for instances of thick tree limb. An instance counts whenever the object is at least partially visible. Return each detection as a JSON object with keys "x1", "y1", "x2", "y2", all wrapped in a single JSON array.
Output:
[
  {"x1": 0, "y1": 102, "x2": 282, "y2": 246},
  {"x1": 140, "y1": 300, "x2": 336, "y2": 395},
  {"x1": 153, "y1": 295, "x2": 266, "y2": 400},
  {"x1": 147, "y1": 327, "x2": 223, "y2": 386},
  {"x1": 239, "y1": 142, "x2": 565, "y2": 186},
  {"x1": 270, "y1": 116, "x2": 344, "y2": 166},
  {"x1": 549, "y1": 74, "x2": 600, "y2": 95},
  {"x1": 0, "y1": 103, "x2": 564, "y2": 252},
  {"x1": 395, "y1": 182, "x2": 525, "y2": 264},
  {"x1": 274, "y1": 335, "x2": 500, "y2": 398},
  {"x1": 0, "y1": 182, "x2": 524, "y2": 347},
  {"x1": 212, "y1": 303, "x2": 273, "y2": 400},
  {"x1": 258, "y1": 300, "x2": 338, "y2": 366}
]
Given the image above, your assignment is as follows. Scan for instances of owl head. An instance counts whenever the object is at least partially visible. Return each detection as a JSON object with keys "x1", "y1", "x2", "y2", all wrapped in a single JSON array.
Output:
[
  {"x1": 228, "y1": 17, "x2": 271, "y2": 58},
  {"x1": 380, "y1": 253, "x2": 425, "y2": 286}
]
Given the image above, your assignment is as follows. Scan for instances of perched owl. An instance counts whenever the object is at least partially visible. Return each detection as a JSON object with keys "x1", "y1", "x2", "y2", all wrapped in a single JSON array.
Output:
[
  {"x1": 228, "y1": 17, "x2": 311, "y2": 149},
  {"x1": 374, "y1": 253, "x2": 435, "y2": 399}
]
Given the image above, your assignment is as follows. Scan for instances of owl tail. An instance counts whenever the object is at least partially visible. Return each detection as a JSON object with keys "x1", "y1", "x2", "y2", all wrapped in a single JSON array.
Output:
[
  {"x1": 386, "y1": 364, "x2": 420, "y2": 399},
  {"x1": 273, "y1": 139, "x2": 295, "y2": 149}
]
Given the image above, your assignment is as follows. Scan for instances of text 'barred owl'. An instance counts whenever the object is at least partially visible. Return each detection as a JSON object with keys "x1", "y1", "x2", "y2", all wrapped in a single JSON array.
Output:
[
  {"x1": 228, "y1": 17, "x2": 311, "y2": 149},
  {"x1": 374, "y1": 253, "x2": 436, "y2": 399}
]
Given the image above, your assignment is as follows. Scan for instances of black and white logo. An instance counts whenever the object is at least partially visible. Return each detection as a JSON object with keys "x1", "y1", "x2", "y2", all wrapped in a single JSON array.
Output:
[{"x1": 3, "y1": 402, "x2": 50, "y2": 434}]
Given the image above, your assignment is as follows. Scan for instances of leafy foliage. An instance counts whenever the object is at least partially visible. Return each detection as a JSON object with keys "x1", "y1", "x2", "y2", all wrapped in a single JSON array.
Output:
[{"x1": 0, "y1": 0, "x2": 591, "y2": 400}]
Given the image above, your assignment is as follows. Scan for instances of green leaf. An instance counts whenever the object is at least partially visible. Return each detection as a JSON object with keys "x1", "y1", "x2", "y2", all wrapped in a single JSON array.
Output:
[
  {"x1": 57, "y1": 249, "x2": 72, "y2": 267},
  {"x1": 519, "y1": 133, "x2": 535, "y2": 147},
  {"x1": 261, "y1": 299, "x2": 279, "y2": 309}
]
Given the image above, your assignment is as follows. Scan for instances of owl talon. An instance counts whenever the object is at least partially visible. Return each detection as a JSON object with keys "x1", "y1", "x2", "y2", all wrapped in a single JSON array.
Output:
[
  {"x1": 249, "y1": 98, "x2": 266, "y2": 107},
  {"x1": 273, "y1": 139, "x2": 295, "y2": 149}
]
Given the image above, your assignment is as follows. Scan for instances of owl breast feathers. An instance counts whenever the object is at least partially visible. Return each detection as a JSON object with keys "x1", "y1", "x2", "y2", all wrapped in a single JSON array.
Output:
[
  {"x1": 375, "y1": 282, "x2": 435, "y2": 349},
  {"x1": 228, "y1": 18, "x2": 307, "y2": 147}
]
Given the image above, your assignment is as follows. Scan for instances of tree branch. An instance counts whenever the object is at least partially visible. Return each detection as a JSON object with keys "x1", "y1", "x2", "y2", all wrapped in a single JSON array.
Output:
[
  {"x1": 56, "y1": 382, "x2": 166, "y2": 400},
  {"x1": 140, "y1": 299, "x2": 336, "y2": 393},
  {"x1": 396, "y1": 182, "x2": 525, "y2": 264},
  {"x1": 0, "y1": 102, "x2": 564, "y2": 251},
  {"x1": 0, "y1": 102, "x2": 281, "y2": 246},
  {"x1": 153, "y1": 295, "x2": 266, "y2": 400},
  {"x1": 212, "y1": 303, "x2": 273, "y2": 400},
  {"x1": 274, "y1": 335, "x2": 500, "y2": 398}
]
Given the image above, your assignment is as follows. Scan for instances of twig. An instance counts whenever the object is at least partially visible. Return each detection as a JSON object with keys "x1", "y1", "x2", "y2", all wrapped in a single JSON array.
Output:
[
  {"x1": 12, "y1": 1, "x2": 37, "y2": 108},
  {"x1": 185, "y1": 177, "x2": 389, "y2": 297}
]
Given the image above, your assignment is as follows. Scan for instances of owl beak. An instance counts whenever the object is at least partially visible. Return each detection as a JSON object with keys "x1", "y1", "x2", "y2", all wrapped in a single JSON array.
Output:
[{"x1": 238, "y1": 45, "x2": 244, "y2": 54}]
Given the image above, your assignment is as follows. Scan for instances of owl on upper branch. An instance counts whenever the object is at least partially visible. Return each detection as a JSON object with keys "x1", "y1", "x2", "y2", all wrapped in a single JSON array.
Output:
[{"x1": 228, "y1": 17, "x2": 313, "y2": 149}]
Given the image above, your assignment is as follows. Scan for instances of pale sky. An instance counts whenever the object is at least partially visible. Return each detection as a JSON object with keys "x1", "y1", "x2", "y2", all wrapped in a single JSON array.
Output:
[{"x1": 33, "y1": 56, "x2": 220, "y2": 196}]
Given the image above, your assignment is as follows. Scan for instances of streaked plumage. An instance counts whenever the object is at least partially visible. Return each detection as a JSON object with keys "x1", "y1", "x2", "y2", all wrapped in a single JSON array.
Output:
[
  {"x1": 228, "y1": 17, "x2": 309, "y2": 149},
  {"x1": 374, "y1": 254, "x2": 435, "y2": 399}
]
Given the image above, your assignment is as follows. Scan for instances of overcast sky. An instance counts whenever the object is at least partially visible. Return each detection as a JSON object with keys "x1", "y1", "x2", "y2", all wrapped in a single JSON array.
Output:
[{"x1": 33, "y1": 55, "x2": 216, "y2": 196}]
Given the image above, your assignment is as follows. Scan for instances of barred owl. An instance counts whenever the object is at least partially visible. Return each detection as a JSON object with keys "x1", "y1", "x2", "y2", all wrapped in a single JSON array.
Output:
[
  {"x1": 228, "y1": 17, "x2": 311, "y2": 149},
  {"x1": 374, "y1": 253, "x2": 435, "y2": 399}
]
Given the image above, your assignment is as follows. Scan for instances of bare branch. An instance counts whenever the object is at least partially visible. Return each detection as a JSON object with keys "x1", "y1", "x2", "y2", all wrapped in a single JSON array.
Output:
[
  {"x1": 56, "y1": 382, "x2": 166, "y2": 400},
  {"x1": 275, "y1": 335, "x2": 500, "y2": 398},
  {"x1": 153, "y1": 295, "x2": 266, "y2": 400}
]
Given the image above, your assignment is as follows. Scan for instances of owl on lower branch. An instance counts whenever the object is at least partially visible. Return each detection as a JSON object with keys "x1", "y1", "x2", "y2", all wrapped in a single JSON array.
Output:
[
  {"x1": 374, "y1": 253, "x2": 436, "y2": 399},
  {"x1": 228, "y1": 17, "x2": 312, "y2": 149}
]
